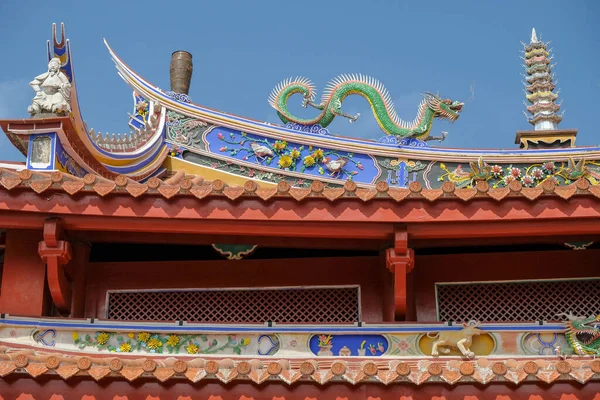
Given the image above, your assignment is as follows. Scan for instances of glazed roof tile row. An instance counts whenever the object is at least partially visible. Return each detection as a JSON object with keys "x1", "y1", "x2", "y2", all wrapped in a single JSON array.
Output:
[
  {"x1": 1, "y1": 346, "x2": 599, "y2": 386},
  {"x1": 1, "y1": 168, "x2": 599, "y2": 203}
]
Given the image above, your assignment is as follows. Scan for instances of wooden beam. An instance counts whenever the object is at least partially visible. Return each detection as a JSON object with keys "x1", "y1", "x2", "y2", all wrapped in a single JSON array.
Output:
[
  {"x1": 67, "y1": 231, "x2": 385, "y2": 251},
  {"x1": 2, "y1": 195, "x2": 600, "y2": 242},
  {"x1": 407, "y1": 219, "x2": 600, "y2": 239},
  {"x1": 0, "y1": 211, "x2": 394, "y2": 240},
  {"x1": 410, "y1": 234, "x2": 600, "y2": 249},
  {"x1": 1, "y1": 191, "x2": 600, "y2": 227}
]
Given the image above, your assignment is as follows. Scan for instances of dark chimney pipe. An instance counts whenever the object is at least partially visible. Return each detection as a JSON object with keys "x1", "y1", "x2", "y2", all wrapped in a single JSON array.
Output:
[{"x1": 169, "y1": 51, "x2": 193, "y2": 95}]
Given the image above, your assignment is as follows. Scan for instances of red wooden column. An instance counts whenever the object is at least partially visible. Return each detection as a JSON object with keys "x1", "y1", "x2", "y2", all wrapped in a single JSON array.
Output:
[
  {"x1": 69, "y1": 242, "x2": 90, "y2": 317},
  {"x1": 0, "y1": 229, "x2": 50, "y2": 316},
  {"x1": 38, "y1": 218, "x2": 73, "y2": 315},
  {"x1": 385, "y1": 227, "x2": 415, "y2": 321}
]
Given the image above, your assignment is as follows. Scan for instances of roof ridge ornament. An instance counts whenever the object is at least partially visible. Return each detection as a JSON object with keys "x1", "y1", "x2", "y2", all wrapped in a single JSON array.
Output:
[
  {"x1": 27, "y1": 57, "x2": 72, "y2": 117},
  {"x1": 268, "y1": 75, "x2": 463, "y2": 142},
  {"x1": 516, "y1": 29, "x2": 577, "y2": 148},
  {"x1": 531, "y1": 28, "x2": 539, "y2": 44},
  {"x1": 522, "y1": 29, "x2": 563, "y2": 131}
]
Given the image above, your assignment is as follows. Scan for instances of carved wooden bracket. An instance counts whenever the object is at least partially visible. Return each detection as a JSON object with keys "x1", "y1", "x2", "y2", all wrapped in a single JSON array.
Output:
[
  {"x1": 386, "y1": 227, "x2": 414, "y2": 320},
  {"x1": 38, "y1": 219, "x2": 72, "y2": 314}
]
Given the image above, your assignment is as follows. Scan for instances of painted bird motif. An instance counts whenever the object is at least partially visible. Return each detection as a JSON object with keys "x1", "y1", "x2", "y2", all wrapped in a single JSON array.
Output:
[
  {"x1": 567, "y1": 157, "x2": 600, "y2": 184},
  {"x1": 322, "y1": 157, "x2": 348, "y2": 176},
  {"x1": 250, "y1": 142, "x2": 274, "y2": 161}
]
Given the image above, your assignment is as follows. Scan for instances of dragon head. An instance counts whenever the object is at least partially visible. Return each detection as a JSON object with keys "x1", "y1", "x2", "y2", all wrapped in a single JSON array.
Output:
[
  {"x1": 424, "y1": 92, "x2": 464, "y2": 122},
  {"x1": 560, "y1": 313, "x2": 600, "y2": 355}
]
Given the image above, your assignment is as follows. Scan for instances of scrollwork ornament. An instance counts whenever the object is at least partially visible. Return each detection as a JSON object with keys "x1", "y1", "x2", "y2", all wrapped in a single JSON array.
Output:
[{"x1": 165, "y1": 91, "x2": 192, "y2": 103}]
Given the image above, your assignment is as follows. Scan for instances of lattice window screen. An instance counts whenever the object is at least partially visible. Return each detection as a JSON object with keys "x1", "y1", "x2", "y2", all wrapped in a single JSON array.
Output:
[
  {"x1": 436, "y1": 279, "x2": 600, "y2": 322},
  {"x1": 107, "y1": 286, "x2": 360, "y2": 323}
]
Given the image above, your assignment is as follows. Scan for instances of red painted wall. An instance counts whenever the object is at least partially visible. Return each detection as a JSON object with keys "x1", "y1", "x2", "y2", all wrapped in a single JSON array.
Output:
[
  {"x1": 0, "y1": 229, "x2": 50, "y2": 316},
  {"x1": 85, "y1": 256, "x2": 386, "y2": 322},
  {"x1": 414, "y1": 249, "x2": 600, "y2": 322}
]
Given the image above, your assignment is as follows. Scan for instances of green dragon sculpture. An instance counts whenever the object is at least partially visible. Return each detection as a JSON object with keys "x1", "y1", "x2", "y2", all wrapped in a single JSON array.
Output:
[
  {"x1": 560, "y1": 312, "x2": 600, "y2": 355},
  {"x1": 268, "y1": 74, "x2": 464, "y2": 140}
]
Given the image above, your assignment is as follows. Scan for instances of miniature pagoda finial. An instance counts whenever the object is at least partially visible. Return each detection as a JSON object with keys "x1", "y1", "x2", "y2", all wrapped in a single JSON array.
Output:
[
  {"x1": 27, "y1": 57, "x2": 72, "y2": 117},
  {"x1": 530, "y1": 28, "x2": 539, "y2": 43},
  {"x1": 523, "y1": 28, "x2": 562, "y2": 130}
]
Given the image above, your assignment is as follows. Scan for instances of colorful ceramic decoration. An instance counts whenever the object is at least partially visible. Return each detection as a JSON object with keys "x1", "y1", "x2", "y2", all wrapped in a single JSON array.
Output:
[{"x1": 309, "y1": 334, "x2": 389, "y2": 357}]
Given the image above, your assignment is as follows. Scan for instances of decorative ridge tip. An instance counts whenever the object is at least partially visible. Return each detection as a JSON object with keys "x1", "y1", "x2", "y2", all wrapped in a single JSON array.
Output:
[{"x1": 531, "y1": 28, "x2": 539, "y2": 43}]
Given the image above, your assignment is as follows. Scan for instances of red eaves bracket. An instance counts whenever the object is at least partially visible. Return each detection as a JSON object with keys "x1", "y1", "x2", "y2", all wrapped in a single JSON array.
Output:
[
  {"x1": 385, "y1": 227, "x2": 414, "y2": 320},
  {"x1": 38, "y1": 218, "x2": 72, "y2": 314}
]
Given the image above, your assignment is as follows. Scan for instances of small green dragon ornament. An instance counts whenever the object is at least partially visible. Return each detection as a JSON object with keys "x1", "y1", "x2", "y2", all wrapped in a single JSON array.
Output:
[
  {"x1": 560, "y1": 312, "x2": 600, "y2": 355},
  {"x1": 268, "y1": 74, "x2": 464, "y2": 140}
]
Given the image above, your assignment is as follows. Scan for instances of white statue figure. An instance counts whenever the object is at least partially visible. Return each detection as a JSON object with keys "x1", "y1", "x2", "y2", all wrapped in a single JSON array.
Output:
[{"x1": 28, "y1": 57, "x2": 71, "y2": 116}]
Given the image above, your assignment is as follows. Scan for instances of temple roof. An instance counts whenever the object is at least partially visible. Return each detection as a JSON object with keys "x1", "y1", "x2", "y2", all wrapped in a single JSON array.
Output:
[{"x1": 0, "y1": 24, "x2": 597, "y2": 213}]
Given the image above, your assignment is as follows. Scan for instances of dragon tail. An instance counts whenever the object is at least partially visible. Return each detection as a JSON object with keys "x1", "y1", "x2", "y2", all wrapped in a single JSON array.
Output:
[{"x1": 268, "y1": 77, "x2": 320, "y2": 125}]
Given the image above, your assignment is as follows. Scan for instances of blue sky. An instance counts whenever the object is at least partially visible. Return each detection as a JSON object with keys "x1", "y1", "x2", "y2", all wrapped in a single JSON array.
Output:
[{"x1": 0, "y1": 1, "x2": 598, "y2": 161}]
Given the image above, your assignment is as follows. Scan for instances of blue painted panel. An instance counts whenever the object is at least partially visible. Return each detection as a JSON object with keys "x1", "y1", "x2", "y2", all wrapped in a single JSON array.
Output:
[
  {"x1": 55, "y1": 137, "x2": 88, "y2": 177},
  {"x1": 205, "y1": 127, "x2": 378, "y2": 184},
  {"x1": 27, "y1": 132, "x2": 56, "y2": 171},
  {"x1": 309, "y1": 334, "x2": 389, "y2": 356}
]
